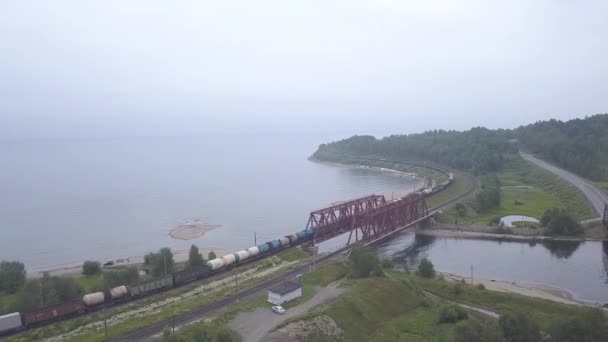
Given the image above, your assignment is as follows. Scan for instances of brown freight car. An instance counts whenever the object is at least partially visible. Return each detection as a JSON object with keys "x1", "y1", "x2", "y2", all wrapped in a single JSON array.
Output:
[{"x1": 23, "y1": 300, "x2": 85, "y2": 327}]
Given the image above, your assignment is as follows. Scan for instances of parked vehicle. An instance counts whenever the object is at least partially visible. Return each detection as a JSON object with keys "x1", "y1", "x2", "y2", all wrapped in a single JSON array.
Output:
[{"x1": 271, "y1": 305, "x2": 285, "y2": 315}]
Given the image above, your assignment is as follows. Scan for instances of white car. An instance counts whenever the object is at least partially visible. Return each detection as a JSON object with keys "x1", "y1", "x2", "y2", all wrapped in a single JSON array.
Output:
[{"x1": 271, "y1": 305, "x2": 285, "y2": 315}]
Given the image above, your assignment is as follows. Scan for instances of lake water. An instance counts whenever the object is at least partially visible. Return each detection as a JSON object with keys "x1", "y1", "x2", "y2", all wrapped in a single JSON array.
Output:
[
  {"x1": 376, "y1": 232, "x2": 608, "y2": 304},
  {"x1": 0, "y1": 135, "x2": 423, "y2": 271}
]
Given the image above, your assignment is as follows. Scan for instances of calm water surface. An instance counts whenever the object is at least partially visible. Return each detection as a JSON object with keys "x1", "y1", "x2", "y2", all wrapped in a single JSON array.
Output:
[
  {"x1": 0, "y1": 136, "x2": 422, "y2": 271},
  {"x1": 377, "y1": 232, "x2": 608, "y2": 303}
]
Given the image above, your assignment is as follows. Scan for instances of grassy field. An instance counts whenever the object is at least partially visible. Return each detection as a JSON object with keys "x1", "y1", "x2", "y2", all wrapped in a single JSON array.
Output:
[
  {"x1": 441, "y1": 155, "x2": 596, "y2": 225},
  {"x1": 264, "y1": 261, "x2": 607, "y2": 341},
  {"x1": 390, "y1": 271, "x2": 605, "y2": 333}
]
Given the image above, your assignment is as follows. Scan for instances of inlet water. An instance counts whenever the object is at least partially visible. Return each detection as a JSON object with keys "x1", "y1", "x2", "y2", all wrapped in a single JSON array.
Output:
[{"x1": 376, "y1": 232, "x2": 608, "y2": 304}]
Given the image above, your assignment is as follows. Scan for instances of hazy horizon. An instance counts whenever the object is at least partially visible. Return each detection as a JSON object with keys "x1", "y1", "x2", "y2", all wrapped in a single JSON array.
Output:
[{"x1": 2, "y1": 1, "x2": 607, "y2": 141}]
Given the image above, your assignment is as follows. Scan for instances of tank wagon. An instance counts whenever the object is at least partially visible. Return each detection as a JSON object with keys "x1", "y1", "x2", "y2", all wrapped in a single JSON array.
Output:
[
  {"x1": 206, "y1": 229, "x2": 314, "y2": 272},
  {"x1": 1, "y1": 228, "x2": 315, "y2": 336}
]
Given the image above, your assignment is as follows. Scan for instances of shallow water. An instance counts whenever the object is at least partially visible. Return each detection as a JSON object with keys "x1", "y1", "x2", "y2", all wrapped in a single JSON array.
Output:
[
  {"x1": 376, "y1": 232, "x2": 608, "y2": 303},
  {"x1": 0, "y1": 135, "x2": 422, "y2": 271}
]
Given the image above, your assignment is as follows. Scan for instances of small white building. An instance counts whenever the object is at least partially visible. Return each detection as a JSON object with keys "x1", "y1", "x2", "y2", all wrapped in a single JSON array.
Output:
[{"x1": 267, "y1": 281, "x2": 302, "y2": 305}]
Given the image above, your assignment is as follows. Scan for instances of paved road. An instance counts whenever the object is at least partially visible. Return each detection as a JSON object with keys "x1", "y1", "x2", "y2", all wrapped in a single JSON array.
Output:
[{"x1": 520, "y1": 152, "x2": 608, "y2": 218}]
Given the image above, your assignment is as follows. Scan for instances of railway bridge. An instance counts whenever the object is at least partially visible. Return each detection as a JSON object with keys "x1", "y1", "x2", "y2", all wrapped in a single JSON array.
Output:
[{"x1": 306, "y1": 192, "x2": 432, "y2": 245}]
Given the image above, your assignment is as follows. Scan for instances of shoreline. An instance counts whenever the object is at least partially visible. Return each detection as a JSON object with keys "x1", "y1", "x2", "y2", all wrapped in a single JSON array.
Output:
[
  {"x1": 417, "y1": 227, "x2": 607, "y2": 242},
  {"x1": 438, "y1": 271, "x2": 603, "y2": 307},
  {"x1": 309, "y1": 157, "x2": 423, "y2": 180},
  {"x1": 28, "y1": 246, "x2": 231, "y2": 279},
  {"x1": 310, "y1": 158, "x2": 427, "y2": 200}
]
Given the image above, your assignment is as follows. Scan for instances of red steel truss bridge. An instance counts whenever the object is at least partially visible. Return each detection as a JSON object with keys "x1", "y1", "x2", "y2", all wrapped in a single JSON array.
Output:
[{"x1": 306, "y1": 193, "x2": 431, "y2": 245}]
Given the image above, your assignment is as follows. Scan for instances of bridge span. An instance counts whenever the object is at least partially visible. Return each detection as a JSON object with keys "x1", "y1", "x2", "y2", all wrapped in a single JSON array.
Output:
[{"x1": 306, "y1": 192, "x2": 432, "y2": 245}]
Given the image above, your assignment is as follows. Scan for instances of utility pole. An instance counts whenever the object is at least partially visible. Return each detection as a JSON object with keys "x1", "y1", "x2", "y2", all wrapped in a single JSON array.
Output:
[
  {"x1": 235, "y1": 271, "x2": 239, "y2": 303},
  {"x1": 39, "y1": 281, "x2": 43, "y2": 307},
  {"x1": 164, "y1": 255, "x2": 167, "y2": 276},
  {"x1": 254, "y1": 232, "x2": 257, "y2": 246},
  {"x1": 470, "y1": 264, "x2": 474, "y2": 285},
  {"x1": 103, "y1": 308, "x2": 108, "y2": 337}
]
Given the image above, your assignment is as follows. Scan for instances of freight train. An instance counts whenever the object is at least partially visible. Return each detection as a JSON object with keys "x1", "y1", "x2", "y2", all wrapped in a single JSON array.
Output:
[{"x1": 0, "y1": 229, "x2": 315, "y2": 336}]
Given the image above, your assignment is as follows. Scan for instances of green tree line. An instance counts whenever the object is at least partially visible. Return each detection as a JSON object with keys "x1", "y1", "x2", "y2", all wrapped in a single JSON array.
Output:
[{"x1": 314, "y1": 113, "x2": 608, "y2": 179}]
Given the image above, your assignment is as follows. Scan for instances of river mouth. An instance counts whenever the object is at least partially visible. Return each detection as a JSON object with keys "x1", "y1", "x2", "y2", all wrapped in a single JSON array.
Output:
[{"x1": 375, "y1": 231, "x2": 608, "y2": 304}]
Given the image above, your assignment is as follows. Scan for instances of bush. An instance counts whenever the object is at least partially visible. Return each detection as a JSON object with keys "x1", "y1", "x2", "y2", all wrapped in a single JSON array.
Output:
[
  {"x1": 104, "y1": 268, "x2": 139, "y2": 289},
  {"x1": 499, "y1": 312, "x2": 541, "y2": 342},
  {"x1": 208, "y1": 251, "x2": 217, "y2": 260},
  {"x1": 454, "y1": 203, "x2": 467, "y2": 217},
  {"x1": 381, "y1": 259, "x2": 394, "y2": 269},
  {"x1": 12, "y1": 275, "x2": 84, "y2": 312},
  {"x1": 416, "y1": 258, "x2": 435, "y2": 278},
  {"x1": 541, "y1": 208, "x2": 582, "y2": 235},
  {"x1": 437, "y1": 304, "x2": 468, "y2": 324},
  {"x1": 452, "y1": 283, "x2": 464, "y2": 296},
  {"x1": 454, "y1": 319, "x2": 507, "y2": 342},
  {"x1": 548, "y1": 308, "x2": 608, "y2": 342},
  {"x1": 145, "y1": 247, "x2": 175, "y2": 277},
  {"x1": 188, "y1": 244, "x2": 204, "y2": 267},
  {"x1": 348, "y1": 245, "x2": 382, "y2": 278},
  {"x1": 0, "y1": 260, "x2": 26, "y2": 294},
  {"x1": 477, "y1": 283, "x2": 485, "y2": 290},
  {"x1": 82, "y1": 261, "x2": 101, "y2": 276}
]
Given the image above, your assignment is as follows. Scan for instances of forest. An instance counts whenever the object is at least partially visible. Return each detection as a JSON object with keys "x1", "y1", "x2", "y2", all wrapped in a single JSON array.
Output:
[
  {"x1": 313, "y1": 114, "x2": 608, "y2": 180},
  {"x1": 516, "y1": 114, "x2": 608, "y2": 180}
]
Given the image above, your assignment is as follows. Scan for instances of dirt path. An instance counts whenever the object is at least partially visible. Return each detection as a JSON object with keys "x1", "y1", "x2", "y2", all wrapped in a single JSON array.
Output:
[{"x1": 229, "y1": 282, "x2": 344, "y2": 342}]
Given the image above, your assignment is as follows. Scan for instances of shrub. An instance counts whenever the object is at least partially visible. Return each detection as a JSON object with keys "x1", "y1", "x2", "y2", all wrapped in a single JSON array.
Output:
[
  {"x1": 452, "y1": 283, "x2": 464, "y2": 296},
  {"x1": 208, "y1": 251, "x2": 217, "y2": 260},
  {"x1": 541, "y1": 208, "x2": 582, "y2": 236},
  {"x1": 145, "y1": 248, "x2": 175, "y2": 277},
  {"x1": 437, "y1": 304, "x2": 468, "y2": 324},
  {"x1": 348, "y1": 245, "x2": 382, "y2": 278},
  {"x1": 82, "y1": 261, "x2": 101, "y2": 276},
  {"x1": 188, "y1": 244, "x2": 204, "y2": 267},
  {"x1": 454, "y1": 203, "x2": 467, "y2": 217},
  {"x1": 454, "y1": 320, "x2": 507, "y2": 342},
  {"x1": 416, "y1": 258, "x2": 435, "y2": 278},
  {"x1": 477, "y1": 283, "x2": 485, "y2": 290},
  {"x1": 499, "y1": 312, "x2": 541, "y2": 342},
  {"x1": 104, "y1": 268, "x2": 139, "y2": 289},
  {"x1": 381, "y1": 258, "x2": 394, "y2": 269},
  {"x1": 0, "y1": 260, "x2": 26, "y2": 294},
  {"x1": 548, "y1": 308, "x2": 608, "y2": 342}
]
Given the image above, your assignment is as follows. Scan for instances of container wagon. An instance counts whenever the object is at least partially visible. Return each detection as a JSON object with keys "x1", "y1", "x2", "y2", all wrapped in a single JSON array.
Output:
[
  {"x1": 22, "y1": 300, "x2": 85, "y2": 327},
  {"x1": 128, "y1": 275, "x2": 173, "y2": 298}
]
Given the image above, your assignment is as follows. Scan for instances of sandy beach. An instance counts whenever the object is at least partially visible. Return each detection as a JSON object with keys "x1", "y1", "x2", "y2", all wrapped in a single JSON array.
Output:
[{"x1": 440, "y1": 272, "x2": 599, "y2": 307}]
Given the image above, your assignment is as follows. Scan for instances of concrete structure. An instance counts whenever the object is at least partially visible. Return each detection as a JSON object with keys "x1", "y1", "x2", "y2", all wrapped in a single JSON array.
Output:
[{"x1": 267, "y1": 281, "x2": 302, "y2": 305}]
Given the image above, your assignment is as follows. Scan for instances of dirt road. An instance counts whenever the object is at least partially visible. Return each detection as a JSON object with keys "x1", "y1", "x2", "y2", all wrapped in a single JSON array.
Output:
[
  {"x1": 520, "y1": 152, "x2": 608, "y2": 218},
  {"x1": 229, "y1": 282, "x2": 344, "y2": 342}
]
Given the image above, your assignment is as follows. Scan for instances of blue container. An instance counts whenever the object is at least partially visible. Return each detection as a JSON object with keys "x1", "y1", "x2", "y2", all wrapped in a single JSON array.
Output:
[
  {"x1": 270, "y1": 240, "x2": 281, "y2": 250},
  {"x1": 257, "y1": 243, "x2": 270, "y2": 254}
]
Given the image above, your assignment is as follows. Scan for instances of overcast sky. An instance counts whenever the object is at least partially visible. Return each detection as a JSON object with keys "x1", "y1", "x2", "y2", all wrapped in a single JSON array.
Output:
[{"x1": 1, "y1": 1, "x2": 607, "y2": 140}]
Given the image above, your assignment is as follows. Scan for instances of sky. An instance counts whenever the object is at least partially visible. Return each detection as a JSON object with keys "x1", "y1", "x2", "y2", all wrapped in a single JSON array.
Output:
[{"x1": 1, "y1": 0, "x2": 607, "y2": 140}]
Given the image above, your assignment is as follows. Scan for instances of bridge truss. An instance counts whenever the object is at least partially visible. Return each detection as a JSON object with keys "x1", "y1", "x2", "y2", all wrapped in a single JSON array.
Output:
[{"x1": 307, "y1": 193, "x2": 430, "y2": 245}]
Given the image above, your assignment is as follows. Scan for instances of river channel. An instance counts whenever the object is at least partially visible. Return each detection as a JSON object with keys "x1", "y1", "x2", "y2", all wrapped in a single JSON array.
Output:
[{"x1": 375, "y1": 232, "x2": 608, "y2": 304}]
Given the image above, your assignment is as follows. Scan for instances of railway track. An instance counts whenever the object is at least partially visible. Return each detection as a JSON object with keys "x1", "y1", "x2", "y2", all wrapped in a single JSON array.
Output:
[{"x1": 107, "y1": 249, "x2": 347, "y2": 341}]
